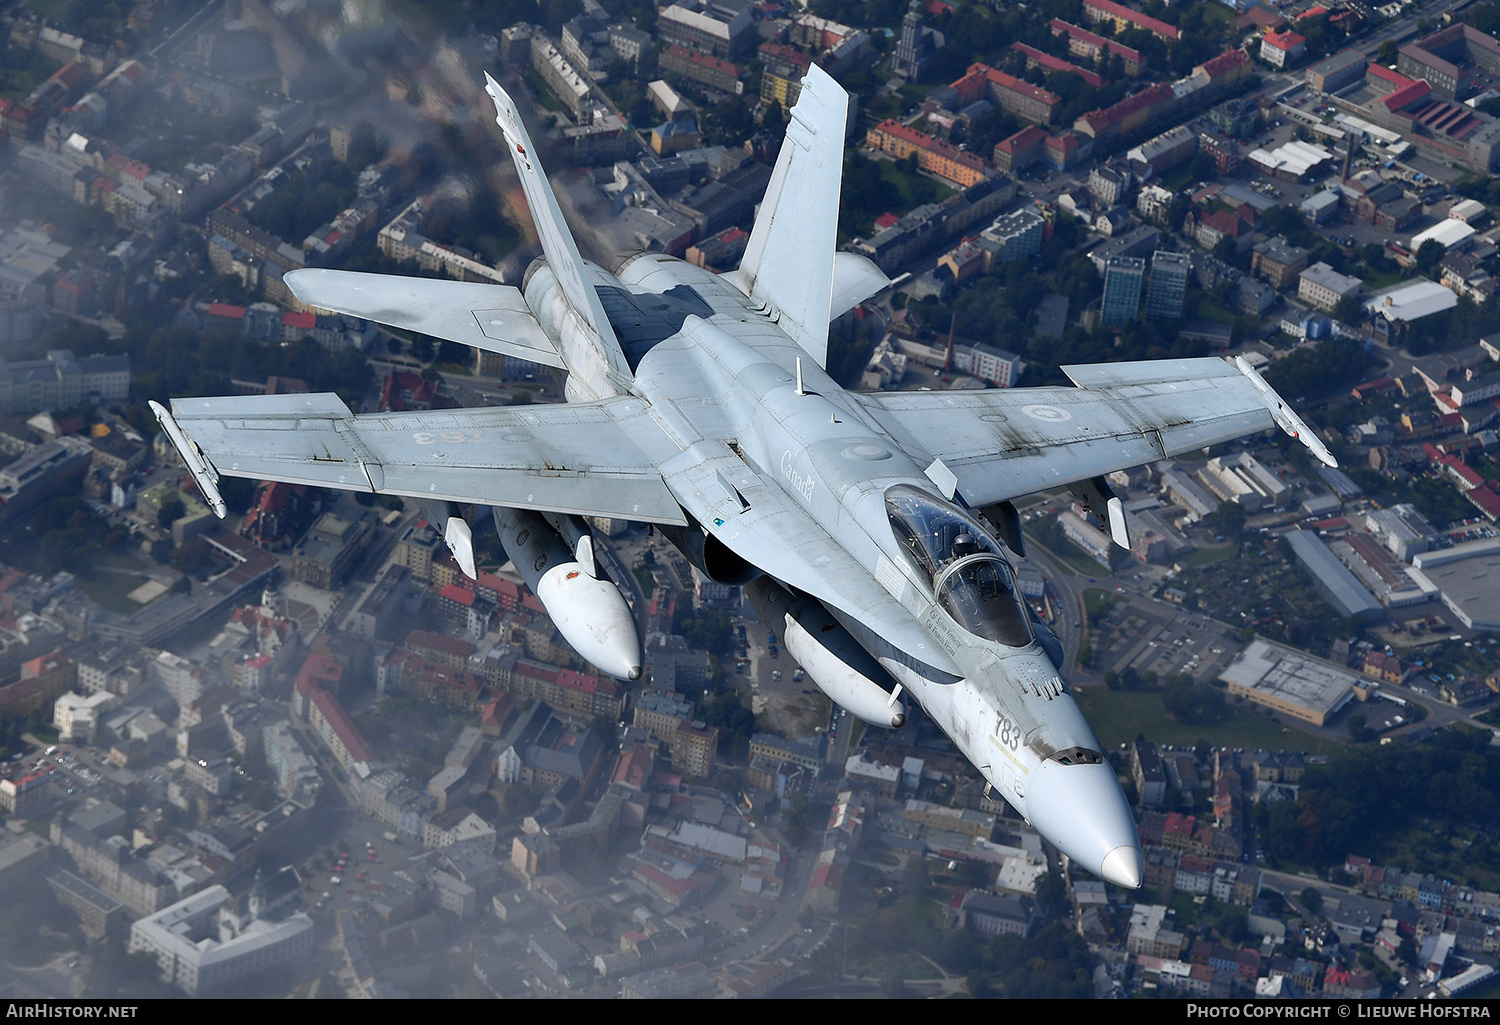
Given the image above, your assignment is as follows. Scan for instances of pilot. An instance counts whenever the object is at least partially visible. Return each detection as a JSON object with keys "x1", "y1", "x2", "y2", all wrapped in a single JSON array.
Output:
[{"x1": 951, "y1": 532, "x2": 982, "y2": 561}]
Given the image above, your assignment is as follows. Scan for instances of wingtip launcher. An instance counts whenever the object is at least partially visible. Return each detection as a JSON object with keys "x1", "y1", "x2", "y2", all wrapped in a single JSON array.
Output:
[
  {"x1": 148, "y1": 400, "x2": 227, "y2": 519},
  {"x1": 1233, "y1": 356, "x2": 1339, "y2": 469}
]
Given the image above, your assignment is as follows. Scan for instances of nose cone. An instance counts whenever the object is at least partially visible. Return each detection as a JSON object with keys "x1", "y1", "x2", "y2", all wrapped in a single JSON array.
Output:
[{"x1": 1024, "y1": 759, "x2": 1142, "y2": 889}]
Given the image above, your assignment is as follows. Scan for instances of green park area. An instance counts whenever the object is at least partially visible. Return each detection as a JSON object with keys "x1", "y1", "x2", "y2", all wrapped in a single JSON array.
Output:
[{"x1": 1072, "y1": 684, "x2": 1346, "y2": 757}]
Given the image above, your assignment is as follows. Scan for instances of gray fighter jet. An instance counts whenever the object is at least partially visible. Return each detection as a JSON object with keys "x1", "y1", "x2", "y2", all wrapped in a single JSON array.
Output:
[{"x1": 152, "y1": 68, "x2": 1335, "y2": 889}]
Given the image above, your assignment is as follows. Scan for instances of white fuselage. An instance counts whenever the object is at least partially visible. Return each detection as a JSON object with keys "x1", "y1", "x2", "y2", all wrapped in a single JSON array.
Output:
[{"x1": 529, "y1": 252, "x2": 1144, "y2": 887}]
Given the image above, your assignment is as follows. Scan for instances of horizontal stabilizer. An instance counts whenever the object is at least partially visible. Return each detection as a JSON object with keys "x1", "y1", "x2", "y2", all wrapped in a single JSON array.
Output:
[{"x1": 285, "y1": 269, "x2": 565, "y2": 369}]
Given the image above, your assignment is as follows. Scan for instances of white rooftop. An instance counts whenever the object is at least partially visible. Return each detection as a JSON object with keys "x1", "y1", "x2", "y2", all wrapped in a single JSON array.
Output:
[
  {"x1": 1366, "y1": 279, "x2": 1458, "y2": 323},
  {"x1": 1411, "y1": 218, "x2": 1475, "y2": 251},
  {"x1": 1248, "y1": 140, "x2": 1333, "y2": 177}
]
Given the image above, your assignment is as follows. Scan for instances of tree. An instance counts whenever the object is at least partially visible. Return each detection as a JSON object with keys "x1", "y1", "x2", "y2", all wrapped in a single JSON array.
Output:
[
  {"x1": 1333, "y1": 293, "x2": 1365, "y2": 326},
  {"x1": 1300, "y1": 887, "x2": 1323, "y2": 915},
  {"x1": 1034, "y1": 870, "x2": 1069, "y2": 916},
  {"x1": 157, "y1": 497, "x2": 186, "y2": 529},
  {"x1": 1206, "y1": 500, "x2": 1246, "y2": 538},
  {"x1": 1416, "y1": 238, "x2": 1446, "y2": 274}
]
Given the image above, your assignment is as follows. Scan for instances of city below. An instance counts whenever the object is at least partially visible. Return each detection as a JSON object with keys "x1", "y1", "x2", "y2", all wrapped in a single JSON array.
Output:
[{"x1": 0, "y1": 0, "x2": 1496, "y2": 1002}]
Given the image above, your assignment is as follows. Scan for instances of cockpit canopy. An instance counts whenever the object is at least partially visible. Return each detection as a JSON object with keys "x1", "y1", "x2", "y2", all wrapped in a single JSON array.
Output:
[{"x1": 885, "y1": 485, "x2": 1035, "y2": 648}]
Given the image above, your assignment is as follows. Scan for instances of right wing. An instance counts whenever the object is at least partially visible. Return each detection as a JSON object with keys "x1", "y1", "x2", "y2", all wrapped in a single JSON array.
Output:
[
  {"x1": 153, "y1": 393, "x2": 687, "y2": 525},
  {"x1": 853, "y1": 356, "x2": 1332, "y2": 507},
  {"x1": 284, "y1": 269, "x2": 566, "y2": 369}
]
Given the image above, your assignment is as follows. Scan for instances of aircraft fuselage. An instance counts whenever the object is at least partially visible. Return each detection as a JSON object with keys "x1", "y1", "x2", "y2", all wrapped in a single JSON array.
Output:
[{"x1": 541, "y1": 251, "x2": 1145, "y2": 889}]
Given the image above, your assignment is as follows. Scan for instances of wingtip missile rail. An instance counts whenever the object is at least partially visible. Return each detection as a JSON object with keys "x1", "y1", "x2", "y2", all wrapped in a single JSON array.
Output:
[
  {"x1": 148, "y1": 400, "x2": 227, "y2": 519},
  {"x1": 1233, "y1": 356, "x2": 1339, "y2": 469}
]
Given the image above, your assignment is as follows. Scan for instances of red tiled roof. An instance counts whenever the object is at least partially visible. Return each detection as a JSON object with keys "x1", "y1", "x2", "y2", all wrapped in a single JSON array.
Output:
[
  {"x1": 663, "y1": 44, "x2": 739, "y2": 78},
  {"x1": 1240, "y1": 7, "x2": 1285, "y2": 29},
  {"x1": 207, "y1": 302, "x2": 245, "y2": 319},
  {"x1": 1080, "y1": 81, "x2": 1174, "y2": 130},
  {"x1": 1010, "y1": 42, "x2": 1103, "y2": 87},
  {"x1": 281, "y1": 310, "x2": 315, "y2": 329},
  {"x1": 1084, "y1": 0, "x2": 1179, "y2": 40},
  {"x1": 439, "y1": 583, "x2": 475, "y2": 606},
  {"x1": 1263, "y1": 29, "x2": 1306, "y2": 50},
  {"x1": 870, "y1": 119, "x2": 986, "y2": 172},
  {"x1": 1049, "y1": 18, "x2": 1142, "y2": 62},
  {"x1": 996, "y1": 124, "x2": 1048, "y2": 154},
  {"x1": 1200, "y1": 48, "x2": 1250, "y2": 79},
  {"x1": 308, "y1": 686, "x2": 370, "y2": 763},
  {"x1": 1469, "y1": 486, "x2": 1500, "y2": 519},
  {"x1": 758, "y1": 40, "x2": 811, "y2": 68},
  {"x1": 104, "y1": 152, "x2": 150, "y2": 180},
  {"x1": 1367, "y1": 63, "x2": 1414, "y2": 88},
  {"x1": 406, "y1": 629, "x2": 475, "y2": 657},
  {"x1": 1383, "y1": 80, "x2": 1431, "y2": 111}
]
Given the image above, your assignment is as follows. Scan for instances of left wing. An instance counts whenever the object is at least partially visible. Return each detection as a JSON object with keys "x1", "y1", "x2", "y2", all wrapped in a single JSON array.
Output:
[
  {"x1": 152, "y1": 393, "x2": 688, "y2": 525},
  {"x1": 852, "y1": 357, "x2": 1331, "y2": 507}
]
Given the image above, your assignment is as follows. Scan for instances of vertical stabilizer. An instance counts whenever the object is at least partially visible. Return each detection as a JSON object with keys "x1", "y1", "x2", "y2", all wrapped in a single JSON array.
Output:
[
  {"x1": 733, "y1": 64, "x2": 847, "y2": 368},
  {"x1": 483, "y1": 73, "x2": 622, "y2": 363}
]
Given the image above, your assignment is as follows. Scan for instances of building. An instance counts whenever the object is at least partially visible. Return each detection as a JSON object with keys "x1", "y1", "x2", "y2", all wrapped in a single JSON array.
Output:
[
  {"x1": 290, "y1": 512, "x2": 373, "y2": 590},
  {"x1": 1220, "y1": 638, "x2": 1361, "y2": 726},
  {"x1": 1082, "y1": 0, "x2": 1180, "y2": 42},
  {"x1": 982, "y1": 208, "x2": 1045, "y2": 263},
  {"x1": 950, "y1": 63, "x2": 1062, "y2": 125},
  {"x1": 1128, "y1": 125, "x2": 1197, "y2": 172},
  {"x1": 865, "y1": 120, "x2": 988, "y2": 188},
  {"x1": 1260, "y1": 30, "x2": 1306, "y2": 69},
  {"x1": 1252, "y1": 237, "x2": 1310, "y2": 289},
  {"x1": 1398, "y1": 24, "x2": 1500, "y2": 102},
  {"x1": 1146, "y1": 250, "x2": 1190, "y2": 321},
  {"x1": 1282, "y1": 529, "x2": 1383, "y2": 622},
  {"x1": 892, "y1": 0, "x2": 940, "y2": 80},
  {"x1": 53, "y1": 690, "x2": 116, "y2": 743},
  {"x1": 658, "y1": 0, "x2": 756, "y2": 60},
  {"x1": 1411, "y1": 218, "x2": 1476, "y2": 253},
  {"x1": 1102, "y1": 256, "x2": 1146, "y2": 327},
  {"x1": 993, "y1": 125, "x2": 1048, "y2": 174},
  {"x1": 1050, "y1": 19, "x2": 1143, "y2": 76},
  {"x1": 1409, "y1": 540, "x2": 1500, "y2": 632},
  {"x1": 1132, "y1": 740, "x2": 1167, "y2": 806},
  {"x1": 1366, "y1": 280, "x2": 1458, "y2": 340},
  {"x1": 1011, "y1": 42, "x2": 1102, "y2": 89},
  {"x1": 951, "y1": 344, "x2": 1022, "y2": 387},
  {"x1": 128, "y1": 884, "x2": 314, "y2": 996},
  {"x1": 1307, "y1": 49, "x2": 1369, "y2": 94},
  {"x1": 0, "y1": 350, "x2": 130, "y2": 417},
  {"x1": 530, "y1": 36, "x2": 592, "y2": 118},
  {"x1": 1088, "y1": 163, "x2": 1133, "y2": 206},
  {"x1": 758, "y1": 41, "x2": 811, "y2": 112},
  {"x1": 1299, "y1": 262, "x2": 1362, "y2": 312},
  {"x1": 1248, "y1": 140, "x2": 1334, "y2": 182}
]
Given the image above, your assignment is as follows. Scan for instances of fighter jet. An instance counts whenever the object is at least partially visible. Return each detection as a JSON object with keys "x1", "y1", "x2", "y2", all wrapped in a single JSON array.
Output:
[{"x1": 151, "y1": 68, "x2": 1334, "y2": 888}]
